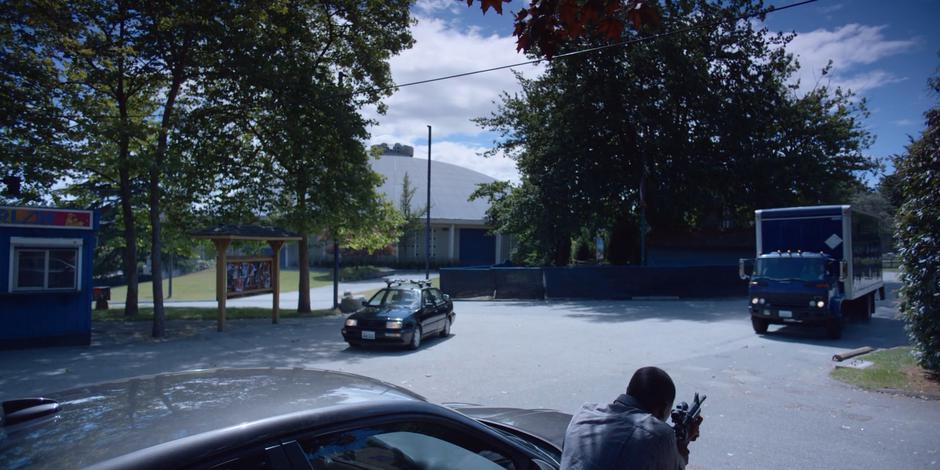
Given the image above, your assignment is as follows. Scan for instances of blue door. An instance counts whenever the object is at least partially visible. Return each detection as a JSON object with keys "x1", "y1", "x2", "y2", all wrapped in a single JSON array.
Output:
[{"x1": 459, "y1": 228, "x2": 496, "y2": 266}]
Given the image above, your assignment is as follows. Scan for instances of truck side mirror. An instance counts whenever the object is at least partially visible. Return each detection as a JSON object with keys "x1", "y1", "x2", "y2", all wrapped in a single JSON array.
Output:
[
  {"x1": 739, "y1": 258, "x2": 754, "y2": 280},
  {"x1": 839, "y1": 260, "x2": 848, "y2": 282}
]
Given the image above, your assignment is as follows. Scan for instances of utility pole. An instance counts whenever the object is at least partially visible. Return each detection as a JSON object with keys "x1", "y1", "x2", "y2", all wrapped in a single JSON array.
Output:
[
  {"x1": 168, "y1": 252, "x2": 174, "y2": 299},
  {"x1": 426, "y1": 125, "x2": 432, "y2": 280},
  {"x1": 333, "y1": 71, "x2": 345, "y2": 310},
  {"x1": 333, "y1": 238, "x2": 339, "y2": 309},
  {"x1": 639, "y1": 157, "x2": 649, "y2": 266}
]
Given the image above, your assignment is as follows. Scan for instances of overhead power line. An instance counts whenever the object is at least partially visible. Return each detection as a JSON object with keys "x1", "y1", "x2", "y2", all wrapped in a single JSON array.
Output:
[
  {"x1": 386, "y1": 0, "x2": 819, "y2": 91},
  {"x1": 69, "y1": 0, "x2": 819, "y2": 120}
]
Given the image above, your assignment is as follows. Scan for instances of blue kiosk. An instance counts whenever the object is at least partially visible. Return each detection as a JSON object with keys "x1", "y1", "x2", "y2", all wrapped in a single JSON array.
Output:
[{"x1": 0, "y1": 206, "x2": 99, "y2": 348}]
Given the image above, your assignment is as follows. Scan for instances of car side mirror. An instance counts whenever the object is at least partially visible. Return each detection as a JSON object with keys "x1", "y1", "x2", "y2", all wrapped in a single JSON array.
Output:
[
  {"x1": 739, "y1": 258, "x2": 754, "y2": 280},
  {"x1": 443, "y1": 294, "x2": 450, "y2": 301}
]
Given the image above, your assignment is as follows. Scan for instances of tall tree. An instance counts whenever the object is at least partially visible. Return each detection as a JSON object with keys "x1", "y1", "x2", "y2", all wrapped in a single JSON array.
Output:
[
  {"x1": 29, "y1": 0, "x2": 161, "y2": 315},
  {"x1": 0, "y1": 1, "x2": 75, "y2": 203},
  {"x1": 895, "y1": 68, "x2": 940, "y2": 373},
  {"x1": 475, "y1": 0, "x2": 874, "y2": 265},
  {"x1": 137, "y1": 0, "x2": 219, "y2": 337},
  {"x1": 397, "y1": 172, "x2": 428, "y2": 256},
  {"x1": 191, "y1": 0, "x2": 413, "y2": 312}
]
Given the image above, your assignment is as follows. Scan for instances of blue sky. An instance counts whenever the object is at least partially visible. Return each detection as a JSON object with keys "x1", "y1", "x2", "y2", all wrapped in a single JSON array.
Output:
[{"x1": 369, "y1": 0, "x2": 939, "y2": 184}]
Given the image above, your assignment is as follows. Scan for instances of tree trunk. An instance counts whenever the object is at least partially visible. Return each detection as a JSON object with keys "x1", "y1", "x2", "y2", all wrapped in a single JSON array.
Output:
[
  {"x1": 298, "y1": 233, "x2": 311, "y2": 312},
  {"x1": 116, "y1": 6, "x2": 138, "y2": 317},
  {"x1": 149, "y1": 61, "x2": 185, "y2": 338},
  {"x1": 148, "y1": 170, "x2": 165, "y2": 337},
  {"x1": 553, "y1": 237, "x2": 571, "y2": 267},
  {"x1": 118, "y1": 159, "x2": 138, "y2": 316}
]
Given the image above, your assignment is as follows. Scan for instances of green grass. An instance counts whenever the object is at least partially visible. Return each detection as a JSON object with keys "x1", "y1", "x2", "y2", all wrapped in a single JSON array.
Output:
[
  {"x1": 94, "y1": 306, "x2": 336, "y2": 322},
  {"x1": 831, "y1": 347, "x2": 917, "y2": 391},
  {"x1": 108, "y1": 268, "x2": 333, "y2": 302}
]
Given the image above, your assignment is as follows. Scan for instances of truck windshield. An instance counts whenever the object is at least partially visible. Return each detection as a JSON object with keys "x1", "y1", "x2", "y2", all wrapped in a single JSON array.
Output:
[{"x1": 754, "y1": 258, "x2": 827, "y2": 281}]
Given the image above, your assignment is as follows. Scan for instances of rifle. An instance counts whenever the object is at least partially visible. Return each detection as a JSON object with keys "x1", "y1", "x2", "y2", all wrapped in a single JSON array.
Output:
[{"x1": 671, "y1": 392, "x2": 706, "y2": 443}]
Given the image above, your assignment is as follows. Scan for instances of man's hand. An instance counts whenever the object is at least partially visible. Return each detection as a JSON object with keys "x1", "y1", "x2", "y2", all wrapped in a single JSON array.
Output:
[
  {"x1": 677, "y1": 415, "x2": 703, "y2": 464},
  {"x1": 688, "y1": 415, "x2": 703, "y2": 442}
]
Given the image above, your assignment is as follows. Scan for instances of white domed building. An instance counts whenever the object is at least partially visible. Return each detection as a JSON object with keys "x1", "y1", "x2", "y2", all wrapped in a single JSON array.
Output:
[{"x1": 282, "y1": 144, "x2": 512, "y2": 268}]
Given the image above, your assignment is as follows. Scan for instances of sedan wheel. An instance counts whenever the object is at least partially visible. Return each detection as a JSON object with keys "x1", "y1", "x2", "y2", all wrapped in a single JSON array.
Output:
[
  {"x1": 409, "y1": 325, "x2": 422, "y2": 350},
  {"x1": 440, "y1": 318, "x2": 451, "y2": 337}
]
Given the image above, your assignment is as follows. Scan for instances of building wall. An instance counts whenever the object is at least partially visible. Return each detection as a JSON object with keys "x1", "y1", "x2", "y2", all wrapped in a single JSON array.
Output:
[
  {"x1": 277, "y1": 223, "x2": 512, "y2": 268},
  {"x1": 0, "y1": 210, "x2": 99, "y2": 348}
]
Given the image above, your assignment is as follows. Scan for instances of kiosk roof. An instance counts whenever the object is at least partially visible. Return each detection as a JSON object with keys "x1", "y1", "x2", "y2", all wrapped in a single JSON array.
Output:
[{"x1": 192, "y1": 224, "x2": 302, "y2": 241}]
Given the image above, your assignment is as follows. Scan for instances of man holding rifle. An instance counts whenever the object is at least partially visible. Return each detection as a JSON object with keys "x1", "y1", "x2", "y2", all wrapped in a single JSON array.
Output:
[{"x1": 560, "y1": 367, "x2": 704, "y2": 470}]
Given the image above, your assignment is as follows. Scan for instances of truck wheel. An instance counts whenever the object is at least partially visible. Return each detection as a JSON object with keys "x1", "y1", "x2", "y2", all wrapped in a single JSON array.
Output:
[
  {"x1": 751, "y1": 317, "x2": 769, "y2": 334},
  {"x1": 826, "y1": 319, "x2": 843, "y2": 339},
  {"x1": 862, "y1": 293, "x2": 873, "y2": 323}
]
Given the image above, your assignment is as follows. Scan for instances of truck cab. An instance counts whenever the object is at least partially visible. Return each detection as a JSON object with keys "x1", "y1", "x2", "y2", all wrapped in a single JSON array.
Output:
[{"x1": 746, "y1": 252, "x2": 845, "y2": 338}]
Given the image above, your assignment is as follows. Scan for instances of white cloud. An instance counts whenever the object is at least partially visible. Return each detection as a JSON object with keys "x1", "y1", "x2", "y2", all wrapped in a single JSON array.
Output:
[
  {"x1": 786, "y1": 24, "x2": 917, "y2": 94},
  {"x1": 366, "y1": 14, "x2": 540, "y2": 183},
  {"x1": 367, "y1": 15, "x2": 542, "y2": 141},
  {"x1": 819, "y1": 3, "x2": 844, "y2": 14},
  {"x1": 414, "y1": 0, "x2": 461, "y2": 16}
]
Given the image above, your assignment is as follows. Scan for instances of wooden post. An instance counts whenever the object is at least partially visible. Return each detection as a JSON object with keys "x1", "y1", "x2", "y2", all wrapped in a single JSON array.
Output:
[
  {"x1": 213, "y1": 238, "x2": 231, "y2": 332},
  {"x1": 268, "y1": 240, "x2": 284, "y2": 324}
]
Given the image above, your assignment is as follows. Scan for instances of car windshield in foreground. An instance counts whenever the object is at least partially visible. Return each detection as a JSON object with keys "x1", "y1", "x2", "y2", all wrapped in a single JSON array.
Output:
[
  {"x1": 754, "y1": 258, "x2": 826, "y2": 282},
  {"x1": 367, "y1": 288, "x2": 420, "y2": 307}
]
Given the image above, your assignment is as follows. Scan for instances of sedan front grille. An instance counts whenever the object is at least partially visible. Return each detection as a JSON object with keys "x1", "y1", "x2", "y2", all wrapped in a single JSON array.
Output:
[
  {"x1": 762, "y1": 294, "x2": 810, "y2": 309},
  {"x1": 357, "y1": 319, "x2": 388, "y2": 329}
]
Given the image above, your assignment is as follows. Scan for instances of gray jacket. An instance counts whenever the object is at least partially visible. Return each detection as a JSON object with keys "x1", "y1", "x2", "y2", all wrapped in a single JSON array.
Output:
[{"x1": 560, "y1": 394, "x2": 686, "y2": 470}]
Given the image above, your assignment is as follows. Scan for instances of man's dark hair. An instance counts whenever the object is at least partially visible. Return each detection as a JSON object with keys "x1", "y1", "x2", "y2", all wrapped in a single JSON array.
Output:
[{"x1": 626, "y1": 367, "x2": 676, "y2": 414}]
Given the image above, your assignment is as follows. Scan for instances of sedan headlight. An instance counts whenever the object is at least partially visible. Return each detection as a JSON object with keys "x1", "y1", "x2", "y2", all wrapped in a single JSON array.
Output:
[
  {"x1": 758, "y1": 298, "x2": 766, "y2": 305},
  {"x1": 816, "y1": 300, "x2": 825, "y2": 308},
  {"x1": 751, "y1": 297, "x2": 759, "y2": 305},
  {"x1": 345, "y1": 318, "x2": 357, "y2": 327},
  {"x1": 386, "y1": 321, "x2": 403, "y2": 330}
]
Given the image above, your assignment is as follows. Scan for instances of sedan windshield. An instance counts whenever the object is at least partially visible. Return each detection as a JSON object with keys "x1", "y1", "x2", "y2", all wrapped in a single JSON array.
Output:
[
  {"x1": 754, "y1": 258, "x2": 827, "y2": 282},
  {"x1": 367, "y1": 288, "x2": 420, "y2": 307}
]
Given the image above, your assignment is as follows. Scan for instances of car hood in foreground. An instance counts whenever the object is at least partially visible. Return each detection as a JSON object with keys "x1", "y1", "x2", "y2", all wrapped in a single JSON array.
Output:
[
  {"x1": 0, "y1": 368, "x2": 423, "y2": 469},
  {"x1": 450, "y1": 405, "x2": 572, "y2": 450}
]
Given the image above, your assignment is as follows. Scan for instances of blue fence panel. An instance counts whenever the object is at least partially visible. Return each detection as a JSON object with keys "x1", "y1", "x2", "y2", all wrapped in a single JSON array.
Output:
[
  {"x1": 493, "y1": 268, "x2": 544, "y2": 299},
  {"x1": 544, "y1": 265, "x2": 745, "y2": 298},
  {"x1": 440, "y1": 267, "x2": 494, "y2": 298},
  {"x1": 442, "y1": 265, "x2": 746, "y2": 300}
]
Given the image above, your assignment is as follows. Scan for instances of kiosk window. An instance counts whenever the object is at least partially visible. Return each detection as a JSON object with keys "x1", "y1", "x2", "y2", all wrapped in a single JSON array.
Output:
[{"x1": 13, "y1": 247, "x2": 79, "y2": 290}]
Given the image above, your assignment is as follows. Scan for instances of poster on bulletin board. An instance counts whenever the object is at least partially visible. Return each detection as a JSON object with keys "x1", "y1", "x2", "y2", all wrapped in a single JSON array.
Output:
[{"x1": 226, "y1": 257, "x2": 273, "y2": 298}]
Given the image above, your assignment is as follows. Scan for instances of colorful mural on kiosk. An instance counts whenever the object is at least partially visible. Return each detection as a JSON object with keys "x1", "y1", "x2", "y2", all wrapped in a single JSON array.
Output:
[{"x1": 226, "y1": 258, "x2": 273, "y2": 298}]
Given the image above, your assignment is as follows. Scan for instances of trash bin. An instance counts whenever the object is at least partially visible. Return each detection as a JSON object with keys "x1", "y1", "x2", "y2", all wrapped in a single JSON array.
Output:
[{"x1": 93, "y1": 286, "x2": 111, "y2": 310}]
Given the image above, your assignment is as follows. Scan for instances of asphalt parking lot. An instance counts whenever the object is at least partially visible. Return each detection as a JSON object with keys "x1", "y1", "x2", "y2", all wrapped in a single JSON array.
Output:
[{"x1": 1, "y1": 274, "x2": 937, "y2": 469}]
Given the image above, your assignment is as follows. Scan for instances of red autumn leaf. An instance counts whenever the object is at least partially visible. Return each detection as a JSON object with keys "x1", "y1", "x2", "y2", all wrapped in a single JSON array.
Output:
[
  {"x1": 596, "y1": 17, "x2": 625, "y2": 39},
  {"x1": 626, "y1": 1, "x2": 660, "y2": 30},
  {"x1": 479, "y1": 0, "x2": 509, "y2": 15}
]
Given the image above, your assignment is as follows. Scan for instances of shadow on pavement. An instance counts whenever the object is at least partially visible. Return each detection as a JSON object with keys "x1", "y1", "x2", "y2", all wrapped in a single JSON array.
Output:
[
  {"x1": 539, "y1": 298, "x2": 748, "y2": 323},
  {"x1": 758, "y1": 315, "x2": 909, "y2": 349},
  {"x1": 342, "y1": 334, "x2": 455, "y2": 356}
]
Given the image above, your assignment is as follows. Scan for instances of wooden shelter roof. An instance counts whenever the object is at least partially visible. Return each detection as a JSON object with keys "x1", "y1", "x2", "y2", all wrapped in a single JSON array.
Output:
[{"x1": 192, "y1": 224, "x2": 302, "y2": 241}]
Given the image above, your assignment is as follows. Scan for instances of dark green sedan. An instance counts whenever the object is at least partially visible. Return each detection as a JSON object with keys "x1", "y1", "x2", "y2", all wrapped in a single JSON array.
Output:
[{"x1": 341, "y1": 281, "x2": 455, "y2": 350}]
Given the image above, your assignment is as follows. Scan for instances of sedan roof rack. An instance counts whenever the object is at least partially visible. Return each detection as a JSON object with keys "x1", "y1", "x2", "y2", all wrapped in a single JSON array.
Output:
[{"x1": 384, "y1": 279, "x2": 432, "y2": 288}]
